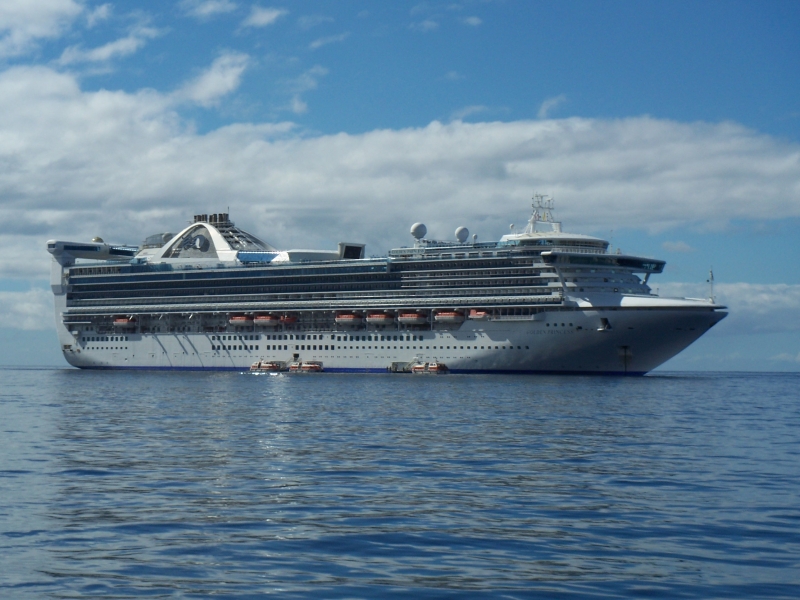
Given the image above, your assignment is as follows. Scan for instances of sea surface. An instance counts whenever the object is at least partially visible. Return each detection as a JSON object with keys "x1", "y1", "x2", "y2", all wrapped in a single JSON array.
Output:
[{"x1": 1, "y1": 368, "x2": 798, "y2": 599}]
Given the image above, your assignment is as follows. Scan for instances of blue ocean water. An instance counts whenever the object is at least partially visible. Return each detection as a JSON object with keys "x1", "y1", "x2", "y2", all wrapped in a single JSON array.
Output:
[{"x1": 1, "y1": 369, "x2": 798, "y2": 599}]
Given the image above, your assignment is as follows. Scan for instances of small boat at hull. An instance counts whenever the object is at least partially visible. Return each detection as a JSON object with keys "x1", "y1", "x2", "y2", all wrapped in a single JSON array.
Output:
[
  {"x1": 280, "y1": 316, "x2": 298, "y2": 324},
  {"x1": 397, "y1": 312, "x2": 427, "y2": 325},
  {"x1": 250, "y1": 360, "x2": 285, "y2": 372},
  {"x1": 113, "y1": 317, "x2": 136, "y2": 327},
  {"x1": 409, "y1": 360, "x2": 448, "y2": 374},
  {"x1": 254, "y1": 315, "x2": 280, "y2": 327},
  {"x1": 288, "y1": 360, "x2": 324, "y2": 372}
]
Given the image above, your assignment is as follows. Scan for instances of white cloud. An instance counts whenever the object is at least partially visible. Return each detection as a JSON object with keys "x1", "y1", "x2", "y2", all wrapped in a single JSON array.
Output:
[
  {"x1": 658, "y1": 283, "x2": 800, "y2": 335},
  {"x1": 0, "y1": 0, "x2": 82, "y2": 56},
  {"x1": 0, "y1": 66, "x2": 799, "y2": 284},
  {"x1": 289, "y1": 65, "x2": 328, "y2": 91},
  {"x1": 181, "y1": 0, "x2": 238, "y2": 19},
  {"x1": 411, "y1": 19, "x2": 439, "y2": 32},
  {"x1": 242, "y1": 6, "x2": 287, "y2": 28},
  {"x1": 450, "y1": 105, "x2": 488, "y2": 121},
  {"x1": 461, "y1": 16, "x2": 482, "y2": 26},
  {"x1": 290, "y1": 95, "x2": 307, "y2": 114},
  {"x1": 309, "y1": 32, "x2": 349, "y2": 50},
  {"x1": 173, "y1": 51, "x2": 250, "y2": 107},
  {"x1": 86, "y1": 3, "x2": 112, "y2": 28},
  {"x1": 58, "y1": 26, "x2": 160, "y2": 64},
  {"x1": 444, "y1": 70, "x2": 464, "y2": 81},
  {"x1": 298, "y1": 14, "x2": 334, "y2": 30},
  {"x1": 0, "y1": 288, "x2": 53, "y2": 330},
  {"x1": 662, "y1": 240, "x2": 694, "y2": 253},
  {"x1": 538, "y1": 94, "x2": 566, "y2": 119},
  {"x1": 770, "y1": 351, "x2": 800, "y2": 363}
]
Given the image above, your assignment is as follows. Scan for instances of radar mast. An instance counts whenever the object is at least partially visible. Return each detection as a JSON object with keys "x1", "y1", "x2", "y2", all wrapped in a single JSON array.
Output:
[{"x1": 525, "y1": 192, "x2": 561, "y2": 234}]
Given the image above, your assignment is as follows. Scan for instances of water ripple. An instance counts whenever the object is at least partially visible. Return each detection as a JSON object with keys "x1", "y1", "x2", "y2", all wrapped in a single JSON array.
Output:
[{"x1": 0, "y1": 370, "x2": 798, "y2": 598}]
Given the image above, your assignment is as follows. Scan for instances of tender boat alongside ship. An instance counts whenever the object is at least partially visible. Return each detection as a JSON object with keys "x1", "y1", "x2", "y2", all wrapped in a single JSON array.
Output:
[{"x1": 46, "y1": 196, "x2": 727, "y2": 374}]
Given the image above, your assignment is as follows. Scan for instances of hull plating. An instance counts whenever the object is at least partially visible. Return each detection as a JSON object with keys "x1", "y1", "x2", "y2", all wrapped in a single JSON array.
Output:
[{"x1": 56, "y1": 304, "x2": 725, "y2": 375}]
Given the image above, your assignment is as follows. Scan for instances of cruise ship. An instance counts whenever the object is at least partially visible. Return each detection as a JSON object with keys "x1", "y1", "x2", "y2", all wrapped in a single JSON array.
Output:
[{"x1": 46, "y1": 196, "x2": 727, "y2": 374}]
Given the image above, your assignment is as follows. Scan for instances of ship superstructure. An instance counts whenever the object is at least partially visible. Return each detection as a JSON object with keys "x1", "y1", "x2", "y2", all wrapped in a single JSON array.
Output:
[{"x1": 47, "y1": 197, "x2": 727, "y2": 373}]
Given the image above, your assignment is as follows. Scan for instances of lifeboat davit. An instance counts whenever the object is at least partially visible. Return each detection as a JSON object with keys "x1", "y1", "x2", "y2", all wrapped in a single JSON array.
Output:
[
  {"x1": 434, "y1": 311, "x2": 465, "y2": 323},
  {"x1": 335, "y1": 313, "x2": 363, "y2": 326},
  {"x1": 397, "y1": 312, "x2": 427, "y2": 325},
  {"x1": 366, "y1": 313, "x2": 395, "y2": 324},
  {"x1": 229, "y1": 314, "x2": 254, "y2": 326},
  {"x1": 254, "y1": 314, "x2": 280, "y2": 327}
]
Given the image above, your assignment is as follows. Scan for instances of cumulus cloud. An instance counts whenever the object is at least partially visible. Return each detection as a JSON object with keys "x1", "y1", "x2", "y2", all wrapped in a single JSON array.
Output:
[
  {"x1": 0, "y1": 0, "x2": 82, "y2": 56},
  {"x1": 770, "y1": 351, "x2": 800, "y2": 364},
  {"x1": 282, "y1": 64, "x2": 327, "y2": 110},
  {"x1": 242, "y1": 6, "x2": 287, "y2": 28},
  {"x1": 0, "y1": 288, "x2": 53, "y2": 330},
  {"x1": 58, "y1": 26, "x2": 160, "y2": 64},
  {"x1": 86, "y1": 3, "x2": 112, "y2": 28},
  {"x1": 309, "y1": 32, "x2": 349, "y2": 50},
  {"x1": 173, "y1": 51, "x2": 249, "y2": 107},
  {"x1": 1, "y1": 66, "x2": 799, "y2": 286},
  {"x1": 461, "y1": 16, "x2": 482, "y2": 26},
  {"x1": 181, "y1": 0, "x2": 238, "y2": 19},
  {"x1": 658, "y1": 282, "x2": 800, "y2": 335},
  {"x1": 450, "y1": 105, "x2": 488, "y2": 120},
  {"x1": 538, "y1": 94, "x2": 566, "y2": 119}
]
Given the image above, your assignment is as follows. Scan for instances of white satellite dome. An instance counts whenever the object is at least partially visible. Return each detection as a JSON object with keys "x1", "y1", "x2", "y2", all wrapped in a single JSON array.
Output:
[
  {"x1": 455, "y1": 226, "x2": 469, "y2": 243},
  {"x1": 410, "y1": 223, "x2": 427, "y2": 239}
]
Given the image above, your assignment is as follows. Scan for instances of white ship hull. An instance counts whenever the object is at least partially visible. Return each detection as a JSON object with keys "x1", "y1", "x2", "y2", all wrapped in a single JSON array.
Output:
[{"x1": 54, "y1": 294, "x2": 725, "y2": 375}]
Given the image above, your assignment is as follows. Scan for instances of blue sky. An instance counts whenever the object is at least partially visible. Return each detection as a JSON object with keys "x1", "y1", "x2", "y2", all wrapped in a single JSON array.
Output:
[{"x1": 0, "y1": 0, "x2": 798, "y2": 369}]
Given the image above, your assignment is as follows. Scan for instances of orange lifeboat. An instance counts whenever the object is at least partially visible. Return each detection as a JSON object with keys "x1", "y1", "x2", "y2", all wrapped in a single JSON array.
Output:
[
  {"x1": 427, "y1": 361, "x2": 449, "y2": 373},
  {"x1": 468, "y1": 309, "x2": 490, "y2": 320},
  {"x1": 335, "y1": 313, "x2": 363, "y2": 326},
  {"x1": 366, "y1": 313, "x2": 395, "y2": 324},
  {"x1": 287, "y1": 360, "x2": 322, "y2": 372},
  {"x1": 280, "y1": 315, "x2": 298, "y2": 324},
  {"x1": 113, "y1": 316, "x2": 136, "y2": 327},
  {"x1": 229, "y1": 314, "x2": 254, "y2": 326},
  {"x1": 434, "y1": 311, "x2": 465, "y2": 323},
  {"x1": 300, "y1": 361, "x2": 324, "y2": 372},
  {"x1": 250, "y1": 360, "x2": 284, "y2": 372},
  {"x1": 397, "y1": 312, "x2": 427, "y2": 325},
  {"x1": 254, "y1": 314, "x2": 280, "y2": 327}
]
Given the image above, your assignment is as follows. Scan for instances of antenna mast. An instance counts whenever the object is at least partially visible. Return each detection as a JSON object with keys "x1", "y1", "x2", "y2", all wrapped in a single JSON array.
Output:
[
  {"x1": 526, "y1": 192, "x2": 560, "y2": 234},
  {"x1": 707, "y1": 268, "x2": 715, "y2": 303}
]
